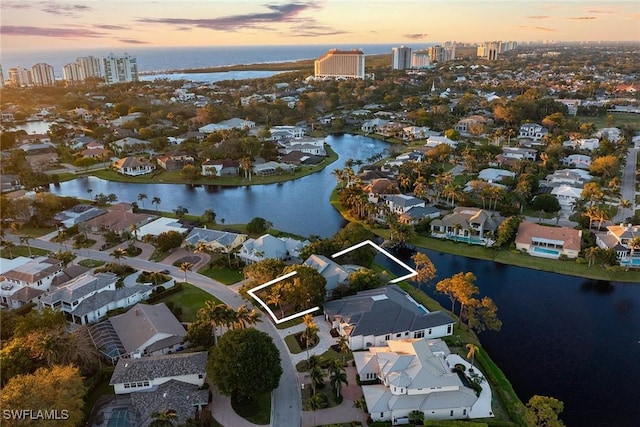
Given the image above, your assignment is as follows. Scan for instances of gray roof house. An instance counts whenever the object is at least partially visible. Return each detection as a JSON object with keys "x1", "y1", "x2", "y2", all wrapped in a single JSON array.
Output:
[
  {"x1": 108, "y1": 352, "x2": 209, "y2": 426},
  {"x1": 40, "y1": 272, "x2": 152, "y2": 325},
  {"x1": 323, "y1": 285, "x2": 455, "y2": 350},
  {"x1": 89, "y1": 303, "x2": 186, "y2": 363},
  {"x1": 383, "y1": 194, "x2": 426, "y2": 214},
  {"x1": 184, "y1": 227, "x2": 247, "y2": 253},
  {"x1": 430, "y1": 207, "x2": 502, "y2": 246},
  {"x1": 354, "y1": 338, "x2": 480, "y2": 424},
  {"x1": 303, "y1": 254, "x2": 354, "y2": 297}
]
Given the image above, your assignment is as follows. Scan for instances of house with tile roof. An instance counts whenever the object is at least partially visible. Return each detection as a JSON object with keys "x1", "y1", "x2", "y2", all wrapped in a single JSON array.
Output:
[
  {"x1": 323, "y1": 285, "x2": 454, "y2": 350},
  {"x1": 303, "y1": 254, "x2": 354, "y2": 297},
  {"x1": 184, "y1": 227, "x2": 247, "y2": 253},
  {"x1": 515, "y1": 222, "x2": 582, "y2": 259},
  {"x1": 354, "y1": 338, "x2": 480, "y2": 423},
  {"x1": 595, "y1": 223, "x2": 640, "y2": 260},
  {"x1": 112, "y1": 156, "x2": 156, "y2": 176},
  {"x1": 0, "y1": 257, "x2": 62, "y2": 308},
  {"x1": 40, "y1": 272, "x2": 152, "y2": 325},
  {"x1": 430, "y1": 207, "x2": 502, "y2": 246},
  {"x1": 85, "y1": 203, "x2": 152, "y2": 235},
  {"x1": 129, "y1": 380, "x2": 209, "y2": 427},
  {"x1": 88, "y1": 303, "x2": 187, "y2": 363},
  {"x1": 110, "y1": 351, "x2": 208, "y2": 394}
]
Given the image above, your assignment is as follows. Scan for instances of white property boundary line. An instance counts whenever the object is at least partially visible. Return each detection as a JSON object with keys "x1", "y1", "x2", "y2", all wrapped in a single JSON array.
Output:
[
  {"x1": 247, "y1": 240, "x2": 418, "y2": 324},
  {"x1": 332, "y1": 239, "x2": 418, "y2": 283}
]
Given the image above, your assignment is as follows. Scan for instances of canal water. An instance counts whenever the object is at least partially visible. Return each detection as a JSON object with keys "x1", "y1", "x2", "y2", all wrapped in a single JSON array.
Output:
[{"x1": 49, "y1": 134, "x2": 640, "y2": 425}]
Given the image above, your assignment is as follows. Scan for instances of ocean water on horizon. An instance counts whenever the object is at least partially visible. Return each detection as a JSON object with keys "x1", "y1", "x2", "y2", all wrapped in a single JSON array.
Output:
[{"x1": 1, "y1": 43, "x2": 412, "y2": 77}]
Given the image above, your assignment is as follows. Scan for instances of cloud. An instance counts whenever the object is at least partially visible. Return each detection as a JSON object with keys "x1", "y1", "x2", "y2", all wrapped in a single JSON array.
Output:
[
  {"x1": 0, "y1": 25, "x2": 105, "y2": 38},
  {"x1": 519, "y1": 25, "x2": 556, "y2": 33},
  {"x1": 287, "y1": 25, "x2": 349, "y2": 37},
  {"x1": 586, "y1": 9, "x2": 615, "y2": 15},
  {"x1": 136, "y1": 1, "x2": 319, "y2": 32},
  {"x1": 566, "y1": 16, "x2": 597, "y2": 21},
  {"x1": 119, "y1": 39, "x2": 150, "y2": 44},
  {"x1": 527, "y1": 15, "x2": 550, "y2": 20},
  {"x1": 95, "y1": 24, "x2": 129, "y2": 30},
  {"x1": 403, "y1": 33, "x2": 429, "y2": 40},
  {"x1": 1, "y1": 1, "x2": 91, "y2": 17}
]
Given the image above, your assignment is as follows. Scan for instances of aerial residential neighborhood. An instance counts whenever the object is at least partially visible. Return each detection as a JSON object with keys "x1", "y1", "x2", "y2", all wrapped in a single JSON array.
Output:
[{"x1": 1, "y1": 7, "x2": 639, "y2": 425}]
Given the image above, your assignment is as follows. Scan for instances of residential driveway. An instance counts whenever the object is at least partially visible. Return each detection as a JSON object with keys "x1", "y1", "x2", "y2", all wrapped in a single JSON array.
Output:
[
  {"x1": 614, "y1": 147, "x2": 637, "y2": 223},
  {"x1": 209, "y1": 383, "x2": 264, "y2": 427}
]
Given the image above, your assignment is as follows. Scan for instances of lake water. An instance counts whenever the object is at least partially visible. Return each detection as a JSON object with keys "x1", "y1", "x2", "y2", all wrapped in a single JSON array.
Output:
[
  {"x1": 378, "y1": 249, "x2": 640, "y2": 427},
  {"x1": 48, "y1": 134, "x2": 640, "y2": 425},
  {"x1": 48, "y1": 134, "x2": 389, "y2": 238}
]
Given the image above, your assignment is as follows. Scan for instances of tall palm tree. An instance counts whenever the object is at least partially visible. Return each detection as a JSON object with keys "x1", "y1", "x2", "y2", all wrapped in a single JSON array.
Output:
[
  {"x1": 337, "y1": 335, "x2": 350, "y2": 363},
  {"x1": 466, "y1": 343, "x2": 479, "y2": 371},
  {"x1": 151, "y1": 196, "x2": 161, "y2": 212},
  {"x1": 110, "y1": 247, "x2": 127, "y2": 265},
  {"x1": 179, "y1": 261, "x2": 193, "y2": 283},
  {"x1": 309, "y1": 364, "x2": 325, "y2": 396},
  {"x1": 197, "y1": 301, "x2": 229, "y2": 345},
  {"x1": 232, "y1": 304, "x2": 261, "y2": 329},
  {"x1": 328, "y1": 359, "x2": 348, "y2": 398},
  {"x1": 266, "y1": 287, "x2": 285, "y2": 318},
  {"x1": 584, "y1": 246, "x2": 599, "y2": 268},
  {"x1": 137, "y1": 193, "x2": 148, "y2": 209},
  {"x1": 2, "y1": 239, "x2": 16, "y2": 258},
  {"x1": 18, "y1": 234, "x2": 32, "y2": 258},
  {"x1": 302, "y1": 322, "x2": 319, "y2": 359}
]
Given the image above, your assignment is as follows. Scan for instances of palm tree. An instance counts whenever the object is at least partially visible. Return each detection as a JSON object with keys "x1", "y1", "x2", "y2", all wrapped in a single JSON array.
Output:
[
  {"x1": 328, "y1": 359, "x2": 348, "y2": 398},
  {"x1": 151, "y1": 196, "x2": 161, "y2": 212},
  {"x1": 2, "y1": 238, "x2": 16, "y2": 258},
  {"x1": 337, "y1": 335, "x2": 350, "y2": 363},
  {"x1": 19, "y1": 234, "x2": 33, "y2": 258},
  {"x1": 232, "y1": 304, "x2": 261, "y2": 329},
  {"x1": 584, "y1": 246, "x2": 599, "y2": 268},
  {"x1": 629, "y1": 237, "x2": 640, "y2": 258},
  {"x1": 266, "y1": 287, "x2": 285, "y2": 318},
  {"x1": 110, "y1": 247, "x2": 127, "y2": 265},
  {"x1": 179, "y1": 261, "x2": 193, "y2": 283},
  {"x1": 149, "y1": 409, "x2": 178, "y2": 427},
  {"x1": 174, "y1": 205, "x2": 188, "y2": 219},
  {"x1": 466, "y1": 343, "x2": 479, "y2": 371},
  {"x1": 137, "y1": 193, "x2": 148, "y2": 209},
  {"x1": 309, "y1": 364, "x2": 325, "y2": 396},
  {"x1": 304, "y1": 393, "x2": 326, "y2": 427},
  {"x1": 197, "y1": 301, "x2": 229, "y2": 345},
  {"x1": 201, "y1": 208, "x2": 216, "y2": 224}
]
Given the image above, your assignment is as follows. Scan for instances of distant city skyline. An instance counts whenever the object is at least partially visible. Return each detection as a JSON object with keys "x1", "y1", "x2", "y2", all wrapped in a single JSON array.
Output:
[{"x1": 1, "y1": 0, "x2": 639, "y2": 52}]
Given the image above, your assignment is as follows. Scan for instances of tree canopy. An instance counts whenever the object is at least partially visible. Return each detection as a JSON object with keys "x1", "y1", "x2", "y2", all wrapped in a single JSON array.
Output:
[{"x1": 208, "y1": 328, "x2": 282, "y2": 400}]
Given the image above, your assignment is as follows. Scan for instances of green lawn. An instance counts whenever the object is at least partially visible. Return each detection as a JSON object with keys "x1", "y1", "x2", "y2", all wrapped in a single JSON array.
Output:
[
  {"x1": 153, "y1": 283, "x2": 222, "y2": 322},
  {"x1": 1, "y1": 245, "x2": 49, "y2": 259},
  {"x1": 13, "y1": 226, "x2": 57, "y2": 237},
  {"x1": 577, "y1": 112, "x2": 640, "y2": 129},
  {"x1": 78, "y1": 259, "x2": 106, "y2": 268},
  {"x1": 198, "y1": 265, "x2": 244, "y2": 285},
  {"x1": 231, "y1": 392, "x2": 271, "y2": 425}
]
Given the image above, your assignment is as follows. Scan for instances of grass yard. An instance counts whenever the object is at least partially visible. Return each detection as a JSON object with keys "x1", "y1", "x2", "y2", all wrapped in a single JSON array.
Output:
[
  {"x1": 13, "y1": 226, "x2": 57, "y2": 237},
  {"x1": 154, "y1": 283, "x2": 222, "y2": 322},
  {"x1": 231, "y1": 392, "x2": 271, "y2": 425},
  {"x1": 78, "y1": 259, "x2": 106, "y2": 268},
  {"x1": 198, "y1": 265, "x2": 244, "y2": 285},
  {"x1": 577, "y1": 112, "x2": 640, "y2": 129},
  {"x1": 0, "y1": 245, "x2": 49, "y2": 259}
]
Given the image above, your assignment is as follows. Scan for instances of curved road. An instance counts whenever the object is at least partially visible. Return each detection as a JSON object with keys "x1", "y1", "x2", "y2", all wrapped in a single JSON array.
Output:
[{"x1": 7, "y1": 235, "x2": 301, "y2": 427}]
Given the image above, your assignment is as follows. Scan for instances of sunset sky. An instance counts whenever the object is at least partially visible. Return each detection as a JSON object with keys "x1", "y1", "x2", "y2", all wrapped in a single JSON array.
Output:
[{"x1": 1, "y1": 0, "x2": 639, "y2": 52}]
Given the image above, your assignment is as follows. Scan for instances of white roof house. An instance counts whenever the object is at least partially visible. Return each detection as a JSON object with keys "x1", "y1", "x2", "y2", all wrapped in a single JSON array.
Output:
[
  {"x1": 550, "y1": 185, "x2": 582, "y2": 207},
  {"x1": 137, "y1": 217, "x2": 189, "y2": 238},
  {"x1": 354, "y1": 338, "x2": 484, "y2": 424},
  {"x1": 546, "y1": 169, "x2": 593, "y2": 187},
  {"x1": 425, "y1": 136, "x2": 458, "y2": 148},
  {"x1": 563, "y1": 138, "x2": 600, "y2": 151},
  {"x1": 561, "y1": 154, "x2": 592, "y2": 170},
  {"x1": 477, "y1": 168, "x2": 515, "y2": 183},
  {"x1": 199, "y1": 118, "x2": 256, "y2": 133},
  {"x1": 237, "y1": 234, "x2": 309, "y2": 264}
]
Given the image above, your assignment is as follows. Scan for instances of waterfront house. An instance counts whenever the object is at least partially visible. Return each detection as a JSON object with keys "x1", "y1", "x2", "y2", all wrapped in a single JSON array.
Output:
[
  {"x1": 156, "y1": 154, "x2": 195, "y2": 171},
  {"x1": 184, "y1": 227, "x2": 247, "y2": 253},
  {"x1": 111, "y1": 137, "x2": 150, "y2": 153},
  {"x1": 365, "y1": 178, "x2": 399, "y2": 203},
  {"x1": 89, "y1": 303, "x2": 187, "y2": 363},
  {"x1": 515, "y1": 222, "x2": 582, "y2": 259},
  {"x1": 383, "y1": 194, "x2": 426, "y2": 214},
  {"x1": 323, "y1": 285, "x2": 455, "y2": 351},
  {"x1": 85, "y1": 203, "x2": 152, "y2": 235},
  {"x1": 425, "y1": 135, "x2": 458, "y2": 149},
  {"x1": 201, "y1": 158, "x2": 240, "y2": 177},
  {"x1": 237, "y1": 233, "x2": 309, "y2": 264},
  {"x1": 361, "y1": 118, "x2": 389, "y2": 133},
  {"x1": 137, "y1": 217, "x2": 189, "y2": 238},
  {"x1": 355, "y1": 338, "x2": 479, "y2": 424},
  {"x1": 112, "y1": 156, "x2": 156, "y2": 176},
  {"x1": 303, "y1": 254, "x2": 353, "y2": 297},
  {"x1": 595, "y1": 223, "x2": 640, "y2": 260},
  {"x1": 430, "y1": 207, "x2": 502, "y2": 246}
]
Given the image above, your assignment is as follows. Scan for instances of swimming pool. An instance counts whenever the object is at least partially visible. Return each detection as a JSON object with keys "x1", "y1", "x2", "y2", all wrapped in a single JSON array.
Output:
[
  {"x1": 532, "y1": 246, "x2": 560, "y2": 257},
  {"x1": 620, "y1": 257, "x2": 640, "y2": 267},
  {"x1": 445, "y1": 235, "x2": 485, "y2": 245},
  {"x1": 107, "y1": 408, "x2": 132, "y2": 427}
]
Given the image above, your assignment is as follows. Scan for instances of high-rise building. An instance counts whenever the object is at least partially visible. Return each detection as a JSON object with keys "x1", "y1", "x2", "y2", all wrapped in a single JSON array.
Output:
[
  {"x1": 411, "y1": 50, "x2": 431, "y2": 69},
  {"x1": 8, "y1": 67, "x2": 33, "y2": 87},
  {"x1": 63, "y1": 63, "x2": 86, "y2": 83},
  {"x1": 31, "y1": 63, "x2": 56, "y2": 87},
  {"x1": 314, "y1": 49, "x2": 365, "y2": 79},
  {"x1": 103, "y1": 53, "x2": 139, "y2": 84},
  {"x1": 477, "y1": 41, "x2": 517, "y2": 60},
  {"x1": 392, "y1": 46, "x2": 412, "y2": 70},
  {"x1": 77, "y1": 56, "x2": 103, "y2": 80}
]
